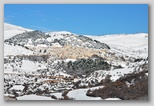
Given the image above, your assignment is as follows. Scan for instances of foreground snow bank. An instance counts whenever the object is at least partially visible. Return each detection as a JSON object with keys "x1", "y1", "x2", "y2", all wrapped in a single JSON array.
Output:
[
  {"x1": 67, "y1": 86, "x2": 104, "y2": 100},
  {"x1": 105, "y1": 98, "x2": 121, "y2": 100},
  {"x1": 17, "y1": 95, "x2": 54, "y2": 100}
]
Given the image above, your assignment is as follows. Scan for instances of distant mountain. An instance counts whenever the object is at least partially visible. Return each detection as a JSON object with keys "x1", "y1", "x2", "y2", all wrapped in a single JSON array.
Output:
[
  {"x1": 87, "y1": 33, "x2": 148, "y2": 49},
  {"x1": 87, "y1": 33, "x2": 148, "y2": 58}
]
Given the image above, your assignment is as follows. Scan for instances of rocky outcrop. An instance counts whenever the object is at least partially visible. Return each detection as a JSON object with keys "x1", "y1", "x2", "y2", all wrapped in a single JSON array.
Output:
[{"x1": 5, "y1": 30, "x2": 110, "y2": 50}]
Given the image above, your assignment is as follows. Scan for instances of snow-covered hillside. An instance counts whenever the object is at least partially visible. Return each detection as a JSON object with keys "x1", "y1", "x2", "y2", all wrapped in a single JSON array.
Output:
[
  {"x1": 4, "y1": 23, "x2": 32, "y2": 40},
  {"x1": 4, "y1": 43, "x2": 33, "y2": 56},
  {"x1": 47, "y1": 31, "x2": 73, "y2": 36},
  {"x1": 46, "y1": 31, "x2": 74, "y2": 42},
  {"x1": 87, "y1": 33, "x2": 148, "y2": 48},
  {"x1": 4, "y1": 23, "x2": 33, "y2": 56},
  {"x1": 4, "y1": 23, "x2": 148, "y2": 100},
  {"x1": 87, "y1": 33, "x2": 148, "y2": 58}
]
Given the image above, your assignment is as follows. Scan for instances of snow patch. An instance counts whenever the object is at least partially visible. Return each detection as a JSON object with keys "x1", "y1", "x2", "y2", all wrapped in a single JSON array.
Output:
[
  {"x1": 65, "y1": 59, "x2": 76, "y2": 62},
  {"x1": 105, "y1": 98, "x2": 121, "y2": 100},
  {"x1": 50, "y1": 93, "x2": 63, "y2": 99},
  {"x1": 20, "y1": 60, "x2": 47, "y2": 72},
  {"x1": 67, "y1": 86, "x2": 103, "y2": 100},
  {"x1": 145, "y1": 73, "x2": 148, "y2": 76},
  {"x1": 17, "y1": 95, "x2": 54, "y2": 100},
  {"x1": 4, "y1": 44, "x2": 33, "y2": 56},
  {"x1": 10, "y1": 85, "x2": 24, "y2": 91}
]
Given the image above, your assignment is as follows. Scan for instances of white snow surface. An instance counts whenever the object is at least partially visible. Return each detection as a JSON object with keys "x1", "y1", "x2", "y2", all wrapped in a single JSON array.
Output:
[
  {"x1": 48, "y1": 31, "x2": 72, "y2": 35},
  {"x1": 17, "y1": 95, "x2": 54, "y2": 100},
  {"x1": 87, "y1": 33, "x2": 148, "y2": 48},
  {"x1": 85, "y1": 67, "x2": 134, "y2": 83},
  {"x1": 51, "y1": 43, "x2": 62, "y2": 47},
  {"x1": 36, "y1": 44, "x2": 48, "y2": 47},
  {"x1": 47, "y1": 31, "x2": 72, "y2": 41},
  {"x1": 105, "y1": 98, "x2": 121, "y2": 100},
  {"x1": 67, "y1": 86, "x2": 103, "y2": 100},
  {"x1": 4, "y1": 23, "x2": 34, "y2": 56},
  {"x1": 4, "y1": 94, "x2": 15, "y2": 97},
  {"x1": 145, "y1": 73, "x2": 148, "y2": 76},
  {"x1": 4, "y1": 23, "x2": 32, "y2": 40},
  {"x1": 87, "y1": 33, "x2": 148, "y2": 58},
  {"x1": 10, "y1": 85, "x2": 24, "y2": 91},
  {"x1": 65, "y1": 59, "x2": 76, "y2": 62},
  {"x1": 4, "y1": 59, "x2": 47, "y2": 73},
  {"x1": 20, "y1": 60, "x2": 47, "y2": 72},
  {"x1": 4, "y1": 43, "x2": 33, "y2": 56},
  {"x1": 50, "y1": 93, "x2": 63, "y2": 99},
  {"x1": 46, "y1": 31, "x2": 77, "y2": 43}
]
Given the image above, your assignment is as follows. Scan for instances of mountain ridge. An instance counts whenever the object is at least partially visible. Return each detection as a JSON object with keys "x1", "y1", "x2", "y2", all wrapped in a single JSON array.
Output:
[
  {"x1": 4, "y1": 30, "x2": 110, "y2": 50},
  {"x1": 4, "y1": 22, "x2": 147, "y2": 37}
]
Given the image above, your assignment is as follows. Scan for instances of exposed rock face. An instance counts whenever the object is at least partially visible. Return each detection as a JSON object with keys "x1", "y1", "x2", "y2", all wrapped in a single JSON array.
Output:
[{"x1": 33, "y1": 45, "x2": 108, "y2": 59}]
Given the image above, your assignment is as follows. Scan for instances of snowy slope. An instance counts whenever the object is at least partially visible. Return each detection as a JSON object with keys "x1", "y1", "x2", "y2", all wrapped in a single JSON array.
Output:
[
  {"x1": 46, "y1": 31, "x2": 73, "y2": 41},
  {"x1": 17, "y1": 95, "x2": 54, "y2": 100},
  {"x1": 4, "y1": 23, "x2": 32, "y2": 40},
  {"x1": 4, "y1": 43, "x2": 33, "y2": 56},
  {"x1": 20, "y1": 60, "x2": 47, "y2": 73},
  {"x1": 85, "y1": 68, "x2": 134, "y2": 83},
  {"x1": 87, "y1": 33, "x2": 148, "y2": 58},
  {"x1": 67, "y1": 86, "x2": 103, "y2": 100},
  {"x1": 4, "y1": 23, "x2": 34, "y2": 56},
  {"x1": 87, "y1": 33, "x2": 148, "y2": 48},
  {"x1": 4, "y1": 59, "x2": 47, "y2": 74},
  {"x1": 47, "y1": 31, "x2": 73, "y2": 36}
]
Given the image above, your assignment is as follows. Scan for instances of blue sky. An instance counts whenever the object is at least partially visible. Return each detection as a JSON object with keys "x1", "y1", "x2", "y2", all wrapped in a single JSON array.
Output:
[{"x1": 4, "y1": 4, "x2": 148, "y2": 35}]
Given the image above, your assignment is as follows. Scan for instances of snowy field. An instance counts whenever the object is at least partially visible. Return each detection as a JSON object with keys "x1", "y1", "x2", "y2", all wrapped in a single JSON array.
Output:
[
  {"x1": 4, "y1": 23, "x2": 32, "y2": 40},
  {"x1": 67, "y1": 86, "x2": 104, "y2": 100},
  {"x1": 87, "y1": 33, "x2": 148, "y2": 58},
  {"x1": 17, "y1": 95, "x2": 54, "y2": 100},
  {"x1": 4, "y1": 23, "x2": 148, "y2": 100}
]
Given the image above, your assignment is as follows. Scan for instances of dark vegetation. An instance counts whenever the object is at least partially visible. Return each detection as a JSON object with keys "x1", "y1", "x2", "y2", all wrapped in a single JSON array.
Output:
[
  {"x1": 86, "y1": 63, "x2": 148, "y2": 100},
  {"x1": 62, "y1": 57, "x2": 111, "y2": 76},
  {"x1": 4, "y1": 55, "x2": 49, "y2": 63},
  {"x1": 77, "y1": 35, "x2": 110, "y2": 49},
  {"x1": 4, "y1": 30, "x2": 110, "y2": 50},
  {"x1": 59, "y1": 90, "x2": 74, "y2": 100},
  {"x1": 4, "y1": 30, "x2": 51, "y2": 46}
]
